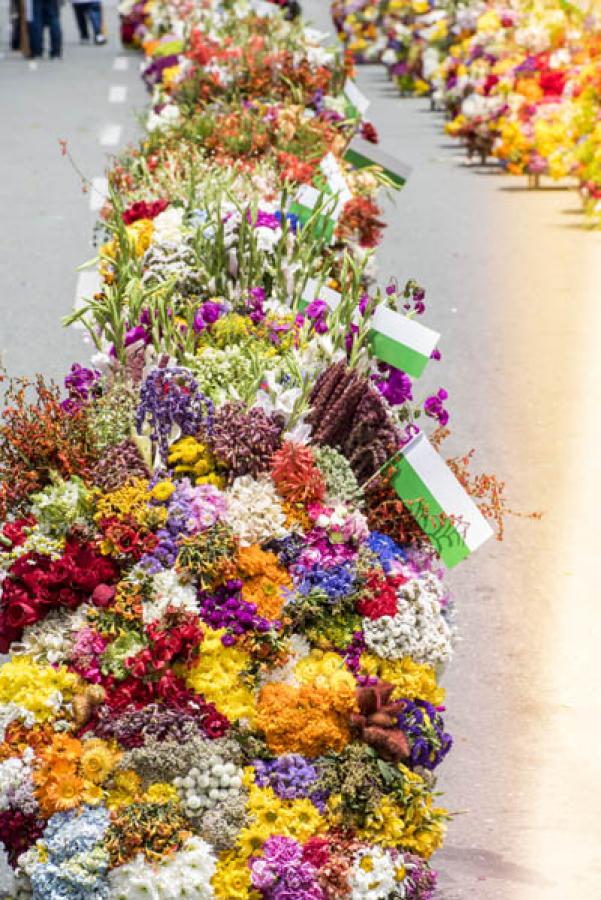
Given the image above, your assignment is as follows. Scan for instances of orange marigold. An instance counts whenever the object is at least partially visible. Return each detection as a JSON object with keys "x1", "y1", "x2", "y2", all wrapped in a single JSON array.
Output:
[
  {"x1": 256, "y1": 682, "x2": 355, "y2": 758},
  {"x1": 237, "y1": 545, "x2": 291, "y2": 620}
]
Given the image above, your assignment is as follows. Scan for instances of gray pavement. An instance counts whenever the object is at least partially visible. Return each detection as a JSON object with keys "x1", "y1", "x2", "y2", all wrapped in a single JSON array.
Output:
[
  {"x1": 1, "y1": 0, "x2": 601, "y2": 897},
  {"x1": 0, "y1": 0, "x2": 146, "y2": 384},
  {"x1": 303, "y1": 2, "x2": 601, "y2": 896}
]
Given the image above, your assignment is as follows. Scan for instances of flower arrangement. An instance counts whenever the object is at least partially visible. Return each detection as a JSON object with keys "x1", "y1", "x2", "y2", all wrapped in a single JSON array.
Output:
[
  {"x1": 0, "y1": 0, "x2": 509, "y2": 897},
  {"x1": 331, "y1": 0, "x2": 601, "y2": 224}
]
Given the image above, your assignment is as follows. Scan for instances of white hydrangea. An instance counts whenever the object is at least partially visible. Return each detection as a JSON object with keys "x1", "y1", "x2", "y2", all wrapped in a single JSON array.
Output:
[
  {"x1": 349, "y1": 847, "x2": 399, "y2": 899},
  {"x1": 225, "y1": 475, "x2": 288, "y2": 546},
  {"x1": 363, "y1": 573, "x2": 453, "y2": 668},
  {"x1": 143, "y1": 570, "x2": 199, "y2": 624},
  {"x1": 108, "y1": 837, "x2": 216, "y2": 899}
]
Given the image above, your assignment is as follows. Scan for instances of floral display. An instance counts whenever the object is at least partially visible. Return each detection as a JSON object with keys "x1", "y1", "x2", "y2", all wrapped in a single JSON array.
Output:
[
  {"x1": 0, "y1": 0, "x2": 508, "y2": 897},
  {"x1": 331, "y1": 0, "x2": 601, "y2": 225}
]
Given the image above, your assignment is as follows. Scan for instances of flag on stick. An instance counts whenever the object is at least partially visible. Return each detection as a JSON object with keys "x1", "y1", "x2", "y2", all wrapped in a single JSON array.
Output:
[
  {"x1": 299, "y1": 278, "x2": 341, "y2": 313},
  {"x1": 289, "y1": 185, "x2": 340, "y2": 243},
  {"x1": 343, "y1": 79, "x2": 370, "y2": 118},
  {"x1": 389, "y1": 433, "x2": 494, "y2": 568},
  {"x1": 345, "y1": 137, "x2": 412, "y2": 189},
  {"x1": 370, "y1": 305, "x2": 439, "y2": 378}
]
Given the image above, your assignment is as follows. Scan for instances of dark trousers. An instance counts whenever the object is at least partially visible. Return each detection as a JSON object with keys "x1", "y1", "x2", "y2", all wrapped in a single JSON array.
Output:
[
  {"x1": 72, "y1": 2, "x2": 102, "y2": 39},
  {"x1": 31, "y1": 0, "x2": 62, "y2": 57}
]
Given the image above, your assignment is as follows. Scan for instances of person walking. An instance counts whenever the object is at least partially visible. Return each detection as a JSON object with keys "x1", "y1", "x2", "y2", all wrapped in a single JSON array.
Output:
[
  {"x1": 30, "y1": 0, "x2": 62, "y2": 58},
  {"x1": 71, "y1": 0, "x2": 107, "y2": 44}
]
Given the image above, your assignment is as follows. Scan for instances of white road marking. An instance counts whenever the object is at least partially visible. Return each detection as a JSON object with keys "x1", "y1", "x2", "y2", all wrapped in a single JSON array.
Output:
[
  {"x1": 28, "y1": 61, "x2": 38, "y2": 71},
  {"x1": 99, "y1": 124, "x2": 123, "y2": 147},
  {"x1": 109, "y1": 85, "x2": 127, "y2": 103},
  {"x1": 113, "y1": 57, "x2": 129, "y2": 71},
  {"x1": 89, "y1": 176, "x2": 109, "y2": 211}
]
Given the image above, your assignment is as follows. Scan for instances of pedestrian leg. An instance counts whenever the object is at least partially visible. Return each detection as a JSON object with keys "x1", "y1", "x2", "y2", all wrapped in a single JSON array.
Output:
[
  {"x1": 90, "y1": 1, "x2": 106, "y2": 43},
  {"x1": 30, "y1": 0, "x2": 43, "y2": 56},
  {"x1": 46, "y1": 0, "x2": 62, "y2": 57},
  {"x1": 73, "y1": 3, "x2": 89, "y2": 40}
]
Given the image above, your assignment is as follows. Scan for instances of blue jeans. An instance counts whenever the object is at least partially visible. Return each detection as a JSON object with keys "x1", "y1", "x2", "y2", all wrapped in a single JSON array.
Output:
[
  {"x1": 31, "y1": 0, "x2": 62, "y2": 57},
  {"x1": 73, "y1": 2, "x2": 102, "y2": 39}
]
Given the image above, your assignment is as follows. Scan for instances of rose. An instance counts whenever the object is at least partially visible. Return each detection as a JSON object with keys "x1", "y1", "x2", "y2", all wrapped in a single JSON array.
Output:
[{"x1": 92, "y1": 584, "x2": 116, "y2": 608}]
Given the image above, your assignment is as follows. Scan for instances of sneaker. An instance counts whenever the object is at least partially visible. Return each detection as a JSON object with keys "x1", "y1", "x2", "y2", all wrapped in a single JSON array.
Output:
[{"x1": 94, "y1": 34, "x2": 107, "y2": 45}]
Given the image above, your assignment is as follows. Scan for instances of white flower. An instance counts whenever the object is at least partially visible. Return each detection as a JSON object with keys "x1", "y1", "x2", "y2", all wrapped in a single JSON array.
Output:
[
  {"x1": 143, "y1": 570, "x2": 199, "y2": 624},
  {"x1": 109, "y1": 839, "x2": 216, "y2": 900},
  {"x1": 225, "y1": 475, "x2": 288, "y2": 546},
  {"x1": 147, "y1": 103, "x2": 181, "y2": 134},
  {"x1": 152, "y1": 207, "x2": 185, "y2": 246},
  {"x1": 363, "y1": 573, "x2": 453, "y2": 667},
  {"x1": 349, "y1": 847, "x2": 399, "y2": 899}
]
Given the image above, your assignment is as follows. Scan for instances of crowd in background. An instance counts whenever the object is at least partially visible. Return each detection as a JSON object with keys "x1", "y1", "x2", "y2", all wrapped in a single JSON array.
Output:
[{"x1": 10, "y1": 0, "x2": 106, "y2": 58}]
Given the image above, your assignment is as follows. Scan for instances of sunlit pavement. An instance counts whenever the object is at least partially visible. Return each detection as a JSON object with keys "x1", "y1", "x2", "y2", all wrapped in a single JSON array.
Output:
[
  {"x1": 1, "y1": 0, "x2": 601, "y2": 896},
  {"x1": 303, "y1": 2, "x2": 601, "y2": 897}
]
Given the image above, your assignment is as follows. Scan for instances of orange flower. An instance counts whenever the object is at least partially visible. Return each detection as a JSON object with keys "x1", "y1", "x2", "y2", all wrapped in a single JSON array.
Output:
[
  {"x1": 40, "y1": 733, "x2": 81, "y2": 765},
  {"x1": 256, "y1": 682, "x2": 355, "y2": 758},
  {"x1": 237, "y1": 545, "x2": 291, "y2": 619},
  {"x1": 39, "y1": 773, "x2": 85, "y2": 814}
]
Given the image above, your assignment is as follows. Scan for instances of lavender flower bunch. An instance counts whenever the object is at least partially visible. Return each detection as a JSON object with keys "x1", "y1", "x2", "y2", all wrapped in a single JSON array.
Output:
[{"x1": 136, "y1": 366, "x2": 214, "y2": 463}]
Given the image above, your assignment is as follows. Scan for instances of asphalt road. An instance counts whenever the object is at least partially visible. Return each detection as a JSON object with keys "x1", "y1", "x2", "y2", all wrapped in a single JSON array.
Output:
[
  {"x1": 302, "y1": 3, "x2": 601, "y2": 897},
  {"x1": 1, "y1": 1, "x2": 601, "y2": 897}
]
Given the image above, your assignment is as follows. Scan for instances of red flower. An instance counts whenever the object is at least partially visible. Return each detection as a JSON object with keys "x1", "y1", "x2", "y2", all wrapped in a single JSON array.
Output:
[
  {"x1": 0, "y1": 540, "x2": 119, "y2": 651},
  {"x1": 122, "y1": 198, "x2": 168, "y2": 225},
  {"x1": 356, "y1": 571, "x2": 407, "y2": 619}
]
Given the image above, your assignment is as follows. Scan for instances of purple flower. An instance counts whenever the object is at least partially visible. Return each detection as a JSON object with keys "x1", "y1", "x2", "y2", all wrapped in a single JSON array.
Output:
[
  {"x1": 424, "y1": 388, "x2": 449, "y2": 427},
  {"x1": 193, "y1": 301, "x2": 223, "y2": 333},
  {"x1": 372, "y1": 365, "x2": 413, "y2": 406},
  {"x1": 248, "y1": 209, "x2": 281, "y2": 230},
  {"x1": 125, "y1": 325, "x2": 150, "y2": 347}
]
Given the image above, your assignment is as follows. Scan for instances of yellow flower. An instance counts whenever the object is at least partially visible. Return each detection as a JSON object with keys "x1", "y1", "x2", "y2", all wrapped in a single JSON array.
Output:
[
  {"x1": 80, "y1": 739, "x2": 119, "y2": 784},
  {"x1": 212, "y1": 850, "x2": 261, "y2": 900},
  {"x1": 0, "y1": 657, "x2": 81, "y2": 722},
  {"x1": 144, "y1": 782, "x2": 179, "y2": 805},
  {"x1": 106, "y1": 769, "x2": 142, "y2": 809},
  {"x1": 185, "y1": 628, "x2": 256, "y2": 722},
  {"x1": 295, "y1": 650, "x2": 356, "y2": 696},
  {"x1": 82, "y1": 783, "x2": 104, "y2": 806},
  {"x1": 150, "y1": 480, "x2": 175, "y2": 502},
  {"x1": 128, "y1": 219, "x2": 154, "y2": 256},
  {"x1": 359, "y1": 655, "x2": 444, "y2": 706}
]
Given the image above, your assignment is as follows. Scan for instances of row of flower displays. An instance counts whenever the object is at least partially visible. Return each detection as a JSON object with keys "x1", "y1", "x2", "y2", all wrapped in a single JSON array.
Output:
[
  {"x1": 0, "y1": 1, "x2": 506, "y2": 897},
  {"x1": 330, "y1": 0, "x2": 601, "y2": 225}
]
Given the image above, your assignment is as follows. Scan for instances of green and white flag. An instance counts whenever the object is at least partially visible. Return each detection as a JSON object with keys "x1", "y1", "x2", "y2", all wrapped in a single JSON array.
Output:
[
  {"x1": 299, "y1": 278, "x2": 341, "y2": 313},
  {"x1": 389, "y1": 433, "x2": 494, "y2": 568},
  {"x1": 345, "y1": 137, "x2": 412, "y2": 189},
  {"x1": 298, "y1": 282, "x2": 438, "y2": 378},
  {"x1": 344, "y1": 78, "x2": 370, "y2": 119},
  {"x1": 370, "y1": 304, "x2": 439, "y2": 378},
  {"x1": 289, "y1": 185, "x2": 340, "y2": 243}
]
